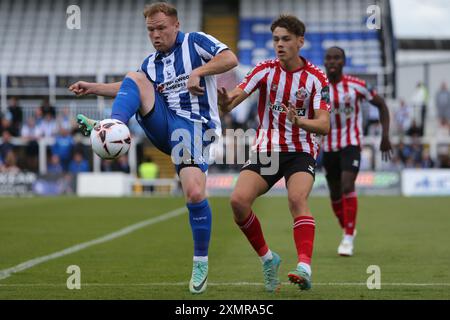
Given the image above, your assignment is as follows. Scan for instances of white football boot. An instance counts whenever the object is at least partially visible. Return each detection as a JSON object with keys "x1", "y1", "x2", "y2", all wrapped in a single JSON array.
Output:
[{"x1": 338, "y1": 230, "x2": 357, "y2": 256}]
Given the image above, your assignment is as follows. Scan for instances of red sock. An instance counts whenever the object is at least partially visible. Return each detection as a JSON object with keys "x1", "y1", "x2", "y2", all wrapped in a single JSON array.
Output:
[
  {"x1": 235, "y1": 211, "x2": 268, "y2": 257},
  {"x1": 293, "y1": 215, "x2": 315, "y2": 265},
  {"x1": 331, "y1": 199, "x2": 344, "y2": 229},
  {"x1": 343, "y1": 192, "x2": 358, "y2": 236}
]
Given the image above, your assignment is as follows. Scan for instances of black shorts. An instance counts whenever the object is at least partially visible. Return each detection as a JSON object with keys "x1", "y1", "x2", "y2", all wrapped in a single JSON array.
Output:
[
  {"x1": 322, "y1": 145, "x2": 361, "y2": 180},
  {"x1": 240, "y1": 152, "x2": 316, "y2": 189}
]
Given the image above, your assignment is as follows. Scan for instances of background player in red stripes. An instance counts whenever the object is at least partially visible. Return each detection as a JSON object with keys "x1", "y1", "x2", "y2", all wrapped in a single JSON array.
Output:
[
  {"x1": 323, "y1": 46, "x2": 392, "y2": 256},
  {"x1": 218, "y1": 15, "x2": 330, "y2": 291}
]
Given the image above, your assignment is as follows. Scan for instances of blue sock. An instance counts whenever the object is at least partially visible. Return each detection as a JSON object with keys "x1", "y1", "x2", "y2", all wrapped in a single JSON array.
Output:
[
  {"x1": 187, "y1": 199, "x2": 212, "y2": 257},
  {"x1": 111, "y1": 77, "x2": 141, "y2": 124}
]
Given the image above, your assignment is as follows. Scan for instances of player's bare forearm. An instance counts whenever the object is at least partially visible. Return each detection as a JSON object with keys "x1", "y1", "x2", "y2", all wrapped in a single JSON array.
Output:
[
  {"x1": 95, "y1": 81, "x2": 123, "y2": 97},
  {"x1": 294, "y1": 110, "x2": 330, "y2": 135},
  {"x1": 192, "y1": 50, "x2": 238, "y2": 77},
  {"x1": 218, "y1": 87, "x2": 249, "y2": 113},
  {"x1": 371, "y1": 95, "x2": 390, "y2": 137}
]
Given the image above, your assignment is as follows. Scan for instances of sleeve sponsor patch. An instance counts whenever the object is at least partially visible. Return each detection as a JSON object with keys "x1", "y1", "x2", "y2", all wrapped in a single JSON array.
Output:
[{"x1": 321, "y1": 85, "x2": 330, "y2": 103}]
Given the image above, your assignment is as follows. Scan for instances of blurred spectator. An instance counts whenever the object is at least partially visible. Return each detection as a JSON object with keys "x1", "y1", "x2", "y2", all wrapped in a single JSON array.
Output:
[
  {"x1": 360, "y1": 147, "x2": 374, "y2": 170},
  {"x1": 0, "y1": 150, "x2": 20, "y2": 173},
  {"x1": 139, "y1": 156, "x2": 159, "y2": 179},
  {"x1": 435, "y1": 82, "x2": 450, "y2": 128},
  {"x1": 101, "y1": 159, "x2": 114, "y2": 172},
  {"x1": 409, "y1": 137, "x2": 423, "y2": 165},
  {"x1": 0, "y1": 130, "x2": 15, "y2": 162},
  {"x1": 410, "y1": 82, "x2": 428, "y2": 136},
  {"x1": 437, "y1": 145, "x2": 450, "y2": 168},
  {"x1": 37, "y1": 113, "x2": 58, "y2": 137},
  {"x1": 51, "y1": 127, "x2": 74, "y2": 170},
  {"x1": 113, "y1": 155, "x2": 130, "y2": 173},
  {"x1": 394, "y1": 99, "x2": 412, "y2": 135},
  {"x1": 397, "y1": 140, "x2": 412, "y2": 164},
  {"x1": 397, "y1": 137, "x2": 425, "y2": 168},
  {"x1": 57, "y1": 107, "x2": 74, "y2": 132},
  {"x1": 20, "y1": 117, "x2": 40, "y2": 172},
  {"x1": 0, "y1": 111, "x2": 12, "y2": 136},
  {"x1": 139, "y1": 155, "x2": 159, "y2": 192},
  {"x1": 39, "y1": 97, "x2": 56, "y2": 118},
  {"x1": 439, "y1": 154, "x2": 450, "y2": 168},
  {"x1": 7, "y1": 97, "x2": 23, "y2": 136},
  {"x1": 47, "y1": 154, "x2": 64, "y2": 174},
  {"x1": 419, "y1": 149, "x2": 434, "y2": 168},
  {"x1": 380, "y1": 147, "x2": 404, "y2": 171},
  {"x1": 102, "y1": 156, "x2": 130, "y2": 173},
  {"x1": 21, "y1": 117, "x2": 40, "y2": 139},
  {"x1": 34, "y1": 107, "x2": 44, "y2": 126},
  {"x1": 364, "y1": 101, "x2": 381, "y2": 136},
  {"x1": 68, "y1": 151, "x2": 90, "y2": 174}
]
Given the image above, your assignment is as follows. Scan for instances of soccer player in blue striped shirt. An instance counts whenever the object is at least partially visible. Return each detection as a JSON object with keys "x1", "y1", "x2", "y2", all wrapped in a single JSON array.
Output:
[{"x1": 69, "y1": 2, "x2": 238, "y2": 294}]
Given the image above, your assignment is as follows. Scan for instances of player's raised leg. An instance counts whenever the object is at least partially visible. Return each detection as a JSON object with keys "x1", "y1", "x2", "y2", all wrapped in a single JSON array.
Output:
[
  {"x1": 77, "y1": 71, "x2": 155, "y2": 135},
  {"x1": 286, "y1": 172, "x2": 315, "y2": 290},
  {"x1": 179, "y1": 166, "x2": 211, "y2": 294},
  {"x1": 230, "y1": 171, "x2": 281, "y2": 293}
]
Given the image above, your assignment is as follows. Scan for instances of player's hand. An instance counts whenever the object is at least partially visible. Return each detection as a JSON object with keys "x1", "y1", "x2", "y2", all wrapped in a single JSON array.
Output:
[
  {"x1": 281, "y1": 101, "x2": 301, "y2": 127},
  {"x1": 217, "y1": 87, "x2": 232, "y2": 113},
  {"x1": 380, "y1": 135, "x2": 393, "y2": 162},
  {"x1": 68, "y1": 81, "x2": 97, "y2": 96},
  {"x1": 187, "y1": 71, "x2": 205, "y2": 96}
]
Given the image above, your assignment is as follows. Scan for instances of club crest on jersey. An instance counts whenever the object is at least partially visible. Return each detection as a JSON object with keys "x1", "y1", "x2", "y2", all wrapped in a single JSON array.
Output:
[
  {"x1": 344, "y1": 93, "x2": 352, "y2": 104},
  {"x1": 271, "y1": 84, "x2": 278, "y2": 92},
  {"x1": 344, "y1": 105, "x2": 354, "y2": 118},
  {"x1": 295, "y1": 87, "x2": 309, "y2": 101},
  {"x1": 165, "y1": 70, "x2": 174, "y2": 79}
]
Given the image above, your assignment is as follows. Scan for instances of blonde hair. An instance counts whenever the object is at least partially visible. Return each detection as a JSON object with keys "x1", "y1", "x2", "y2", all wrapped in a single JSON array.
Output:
[{"x1": 143, "y1": 2, "x2": 178, "y2": 19}]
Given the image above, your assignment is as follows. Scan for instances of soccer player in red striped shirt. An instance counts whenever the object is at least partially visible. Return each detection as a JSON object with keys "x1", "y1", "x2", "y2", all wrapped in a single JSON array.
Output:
[
  {"x1": 323, "y1": 46, "x2": 392, "y2": 256},
  {"x1": 218, "y1": 15, "x2": 330, "y2": 291}
]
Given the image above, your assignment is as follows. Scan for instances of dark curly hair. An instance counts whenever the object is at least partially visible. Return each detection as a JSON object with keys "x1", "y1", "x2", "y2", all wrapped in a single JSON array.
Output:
[{"x1": 270, "y1": 15, "x2": 305, "y2": 36}]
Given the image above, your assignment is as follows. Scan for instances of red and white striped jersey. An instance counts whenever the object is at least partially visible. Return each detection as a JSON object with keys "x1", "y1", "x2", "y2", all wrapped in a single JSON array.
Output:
[
  {"x1": 238, "y1": 57, "x2": 330, "y2": 159},
  {"x1": 323, "y1": 75, "x2": 376, "y2": 152}
]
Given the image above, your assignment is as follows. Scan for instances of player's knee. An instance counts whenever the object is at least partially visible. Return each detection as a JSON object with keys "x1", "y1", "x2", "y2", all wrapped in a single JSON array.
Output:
[
  {"x1": 288, "y1": 192, "x2": 308, "y2": 212},
  {"x1": 230, "y1": 192, "x2": 251, "y2": 215},
  {"x1": 125, "y1": 71, "x2": 146, "y2": 84},
  {"x1": 342, "y1": 182, "x2": 355, "y2": 195},
  {"x1": 185, "y1": 187, "x2": 205, "y2": 204}
]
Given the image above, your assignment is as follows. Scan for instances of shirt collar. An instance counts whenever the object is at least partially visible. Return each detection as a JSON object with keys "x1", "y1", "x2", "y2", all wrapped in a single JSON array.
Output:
[{"x1": 155, "y1": 31, "x2": 185, "y2": 59}]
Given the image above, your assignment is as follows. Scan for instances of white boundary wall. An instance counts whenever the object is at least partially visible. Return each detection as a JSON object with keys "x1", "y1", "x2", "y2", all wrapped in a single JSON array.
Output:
[{"x1": 402, "y1": 169, "x2": 450, "y2": 196}]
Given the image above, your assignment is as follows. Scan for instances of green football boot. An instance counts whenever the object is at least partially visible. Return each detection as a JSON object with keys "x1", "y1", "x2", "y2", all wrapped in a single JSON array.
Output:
[
  {"x1": 288, "y1": 265, "x2": 312, "y2": 290},
  {"x1": 76, "y1": 114, "x2": 98, "y2": 136},
  {"x1": 189, "y1": 260, "x2": 208, "y2": 294},
  {"x1": 262, "y1": 252, "x2": 281, "y2": 292}
]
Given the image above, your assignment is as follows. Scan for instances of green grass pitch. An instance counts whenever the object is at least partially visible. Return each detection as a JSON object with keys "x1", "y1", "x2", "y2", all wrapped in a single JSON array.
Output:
[{"x1": 0, "y1": 196, "x2": 449, "y2": 299}]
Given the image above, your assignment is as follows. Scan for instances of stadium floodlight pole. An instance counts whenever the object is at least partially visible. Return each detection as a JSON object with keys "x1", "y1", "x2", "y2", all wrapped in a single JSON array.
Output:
[
  {"x1": 92, "y1": 152, "x2": 101, "y2": 173},
  {"x1": 38, "y1": 139, "x2": 48, "y2": 175},
  {"x1": 0, "y1": 74, "x2": 6, "y2": 113}
]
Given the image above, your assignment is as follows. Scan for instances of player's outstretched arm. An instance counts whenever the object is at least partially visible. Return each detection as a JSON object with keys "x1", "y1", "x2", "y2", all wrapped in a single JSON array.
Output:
[
  {"x1": 69, "y1": 81, "x2": 122, "y2": 98},
  {"x1": 282, "y1": 102, "x2": 330, "y2": 135},
  {"x1": 217, "y1": 87, "x2": 249, "y2": 114},
  {"x1": 187, "y1": 50, "x2": 238, "y2": 96},
  {"x1": 370, "y1": 95, "x2": 393, "y2": 161}
]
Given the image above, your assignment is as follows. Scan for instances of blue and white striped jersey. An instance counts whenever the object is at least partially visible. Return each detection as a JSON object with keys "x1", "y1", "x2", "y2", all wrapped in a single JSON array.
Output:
[{"x1": 139, "y1": 31, "x2": 228, "y2": 136}]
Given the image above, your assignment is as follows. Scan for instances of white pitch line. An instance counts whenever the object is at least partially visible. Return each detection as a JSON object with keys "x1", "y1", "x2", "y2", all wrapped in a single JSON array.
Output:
[
  {"x1": 1, "y1": 282, "x2": 450, "y2": 287},
  {"x1": 0, "y1": 207, "x2": 187, "y2": 281}
]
